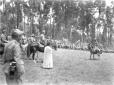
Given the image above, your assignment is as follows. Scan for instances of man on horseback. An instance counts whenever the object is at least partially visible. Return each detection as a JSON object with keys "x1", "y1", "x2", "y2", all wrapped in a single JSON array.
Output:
[
  {"x1": 3, "y1": 29, "x2": 25, "y2": 85},
  {"x1": 27, "y1": 33, "x2": 45, "y2": 62},
  {"x1": 40, "y1": 30, "x2": 46, "y2": 46},
  {"x1": 88, "y1": 39, "x2": 102, "y2": 60},
  {"x1": 21, "y1": 34, "x2": 27, "y2": 45}
]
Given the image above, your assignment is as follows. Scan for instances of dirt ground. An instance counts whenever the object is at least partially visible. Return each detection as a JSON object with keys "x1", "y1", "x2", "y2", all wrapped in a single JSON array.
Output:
[{"x1": 0, "y1": 49, "x2": 114, "y2": 85}]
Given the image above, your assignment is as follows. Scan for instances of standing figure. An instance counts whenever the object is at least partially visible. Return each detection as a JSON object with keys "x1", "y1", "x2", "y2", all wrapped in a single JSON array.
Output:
[
  {"x1": 21, "y1": 34, "x2": 27, "y2": 45},
  {"x1": 40, "y1": 31, "x2": 45, "y2": 45},
  {"x1": 43, "y1": 42, "x2": 53, "y2": 69},
  {"x1": 3, "y1": 29, "x2": 25, "y2": 85},
  {"x1": 29, "y1": 34, "x2": 36, "y2": 44},
  {"x1": 1, "y1": 29, "x2": 8, "y2": 43},
  {"x1": 21, "y1": 34, "x2": 28, "y2": 56}
]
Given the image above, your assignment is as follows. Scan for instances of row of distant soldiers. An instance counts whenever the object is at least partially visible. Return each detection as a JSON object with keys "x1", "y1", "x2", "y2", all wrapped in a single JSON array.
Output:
[{"x1": 0, "y1": 29, "x2": 102, "y2": 51}]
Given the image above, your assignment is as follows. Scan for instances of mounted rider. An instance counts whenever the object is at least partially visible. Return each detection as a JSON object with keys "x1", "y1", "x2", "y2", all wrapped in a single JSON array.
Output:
[
  {"x1": 40, "y1": 30, "x2": 46, "y2": 45},
  {"x1": 29, "y1": 34, "x2": 36, "y2": 44},
  {"x1": 88, "y1": 38, "x2": 102, "y2": 59},
  {"x1": 21, "y1": 33, "x2": 27, "y2": 45},
  {"x1": 93, "y1": 39, "x2": 101, "y2": 52}
]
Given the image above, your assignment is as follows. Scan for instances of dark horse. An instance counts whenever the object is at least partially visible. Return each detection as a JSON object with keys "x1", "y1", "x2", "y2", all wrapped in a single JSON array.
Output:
[
  {"x1": 88, "y1": 43, "x2": 102, "y2": 60},
  {"x1": 26, "y1": 43, "x2": 45, "y2": 61}
]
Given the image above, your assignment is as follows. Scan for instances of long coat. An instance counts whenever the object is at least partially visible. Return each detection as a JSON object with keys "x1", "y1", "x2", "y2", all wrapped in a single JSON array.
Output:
[{"x1": 43, "y1": 46, "x2": 53, "y2": 68}]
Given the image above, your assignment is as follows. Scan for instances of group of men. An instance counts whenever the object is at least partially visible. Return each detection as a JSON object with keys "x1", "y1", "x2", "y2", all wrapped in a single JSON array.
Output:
[{"x1": 0, "y1": 29, "x2": 46, "y2": 85}]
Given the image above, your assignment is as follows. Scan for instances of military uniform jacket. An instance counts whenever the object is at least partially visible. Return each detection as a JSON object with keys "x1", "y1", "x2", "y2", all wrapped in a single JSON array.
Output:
[{"x1": 3, "y1": 40, "x2": 25, "y2": 75}]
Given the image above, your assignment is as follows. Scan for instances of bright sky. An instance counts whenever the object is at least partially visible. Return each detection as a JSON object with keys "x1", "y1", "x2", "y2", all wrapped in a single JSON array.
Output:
[
  {"x1": 105, "y1": 0, "x2": 114, "y2": 6},
  {"x1": 81, "y1": 0, "x2": 114, "y2": 6},
  {"x1": 2, "y1": 0, "x2": 114, "y2": 6}
]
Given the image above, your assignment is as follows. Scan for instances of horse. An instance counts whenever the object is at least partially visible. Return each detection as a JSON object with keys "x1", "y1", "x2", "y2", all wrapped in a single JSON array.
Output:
[
  {"x1": 88, "y1": 43, "x2": 102, "y2": 60},
  {"x1": 26, "y1": 42, "x2": 45, "y2": 62}
]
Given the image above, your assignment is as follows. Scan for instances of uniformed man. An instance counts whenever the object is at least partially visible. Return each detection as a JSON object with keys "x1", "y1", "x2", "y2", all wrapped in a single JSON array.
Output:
[
  {"x1": 3, "y1": 29, "x2": 25, "y2": 85},
  {"x1": 1, "y1": 29, "x2": 8, "y2": 43}
]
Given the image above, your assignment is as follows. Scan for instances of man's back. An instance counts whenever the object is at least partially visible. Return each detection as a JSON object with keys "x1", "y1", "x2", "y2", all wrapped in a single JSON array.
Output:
[{"x1": 3, "y1": 40, "x2": 21, "y2": 62}]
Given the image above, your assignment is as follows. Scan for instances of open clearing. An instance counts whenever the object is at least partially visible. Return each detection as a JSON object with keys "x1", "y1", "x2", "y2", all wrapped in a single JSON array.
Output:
[{"x1": 0, "y1": 49, "x2": 114, "y2": 85}]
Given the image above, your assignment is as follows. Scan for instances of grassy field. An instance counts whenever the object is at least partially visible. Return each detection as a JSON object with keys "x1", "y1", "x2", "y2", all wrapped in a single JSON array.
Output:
[{"x1": 0, "y1": 49, "x2": 114, "y2": 85}]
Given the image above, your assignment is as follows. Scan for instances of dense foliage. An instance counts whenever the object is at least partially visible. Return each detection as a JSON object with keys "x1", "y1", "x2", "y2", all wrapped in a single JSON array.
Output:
[{"x1": 0, "y1": 0, "x2": 114, "y2": 47}]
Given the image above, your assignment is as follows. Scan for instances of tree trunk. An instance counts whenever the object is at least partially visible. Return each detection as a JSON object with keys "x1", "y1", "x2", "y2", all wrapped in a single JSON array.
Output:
[
  {"x1": 102, "y1": 24, "x2": 107, "y2": 48},
  {"x1": 109, "y1": 26, "x2": 113, "y2": 46},
  {"x1": 91, "y1": 19, "x2": 96, "y2": 47}
]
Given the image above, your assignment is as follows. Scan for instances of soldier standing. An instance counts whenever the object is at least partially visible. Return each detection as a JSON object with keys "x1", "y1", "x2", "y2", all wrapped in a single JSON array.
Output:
[{"x1": 3, "y1": 29, "x2": 25, "y2": 85}]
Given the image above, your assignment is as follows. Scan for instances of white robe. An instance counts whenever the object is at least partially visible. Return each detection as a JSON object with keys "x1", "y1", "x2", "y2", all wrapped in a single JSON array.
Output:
[{"x1": 43, "y1": 46, "x2": 53, "y2": 68}]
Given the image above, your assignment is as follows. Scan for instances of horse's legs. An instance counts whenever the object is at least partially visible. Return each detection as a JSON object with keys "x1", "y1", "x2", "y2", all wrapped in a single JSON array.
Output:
[
  {"x1": 90, "y1": 53, "x2": 92, "y2": 60},
  {"x1": 93, "y1": 54, "x2": 94, "y2": 60},
  {"x1": 35, "y1": 51, "x2": 39, "y2": 63},
  {"x1": 32, "y1": 53, "x2": 35, "y2": 60},
  {"x1": 97, "y1": 53, "x2": 100, "y2": 60},
  {"x1": 32, "y1": 53, "x2": 37, "y2": 63}
]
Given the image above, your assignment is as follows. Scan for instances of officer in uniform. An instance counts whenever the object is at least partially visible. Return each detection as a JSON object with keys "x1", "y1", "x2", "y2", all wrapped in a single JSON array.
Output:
[{"x1": 3, "y1": 29, "x2": 25, "y2": 85}]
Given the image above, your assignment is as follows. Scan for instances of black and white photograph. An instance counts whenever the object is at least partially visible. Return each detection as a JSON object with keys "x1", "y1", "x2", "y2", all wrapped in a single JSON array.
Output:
[{"x1": 0, "y1": 0, "x2": 114, "y2": 85}]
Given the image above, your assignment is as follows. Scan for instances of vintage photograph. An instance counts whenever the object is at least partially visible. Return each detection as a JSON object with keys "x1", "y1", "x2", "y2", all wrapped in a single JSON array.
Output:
[{"x1": 0, "y1": 0, "x2": 114, "y2": 85}]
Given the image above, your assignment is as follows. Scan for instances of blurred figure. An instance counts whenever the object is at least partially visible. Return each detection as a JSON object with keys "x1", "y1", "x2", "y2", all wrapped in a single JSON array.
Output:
[
  {"x1": 1, "y1": 29, "x2": 8, "y2": 43},
  {"x1": 43, "y1": 42, "x2": 53, "y2": 69},
  {"x1": 3, "y1": 29, "x2": 25, "y2": 85},
  {"x1": 29, "y1": 34, "x2": 36, "y2": 44},
  {"x1": 21, "y1": 34, "x2": 28, "y2": 56},
  {"x1": 94, "y1": 40, "x2": 100, "y2": 52},
  {"x1": 21, "y1": 34, "x2": 27, "y2": 45},
  {"x1": 40, "y1": 31, "x2": 45, "y2": 45},
  {"x1": 7, "y1": 36, "x2": 12, "y2": 41}
]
